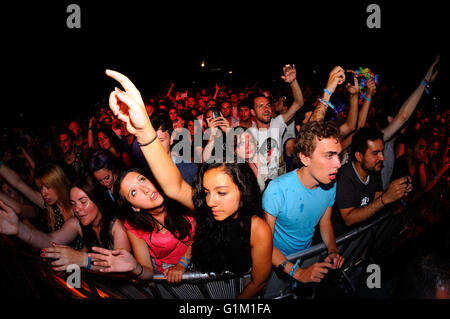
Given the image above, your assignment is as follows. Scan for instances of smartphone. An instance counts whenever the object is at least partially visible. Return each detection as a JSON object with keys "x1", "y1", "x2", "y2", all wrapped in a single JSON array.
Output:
[
  {"x1": 345, "y1": 71, "x2": 355, "y2": 86},
  {"x1": 212, "y1": 110, "x2": 221, "y2": 119}
]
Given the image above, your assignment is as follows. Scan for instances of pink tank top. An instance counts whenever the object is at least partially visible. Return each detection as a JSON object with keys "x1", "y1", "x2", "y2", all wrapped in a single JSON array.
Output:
[{"x1": 124, "y1": 215, "x2": 195, "y2": 273}]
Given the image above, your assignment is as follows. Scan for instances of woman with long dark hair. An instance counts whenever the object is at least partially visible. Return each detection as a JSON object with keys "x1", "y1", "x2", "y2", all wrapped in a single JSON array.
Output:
[
  {"x1": 89, "y1": 70, "x2": 272, "y2": 298},
  {"x1": 88, "y1": 167, "x2": 195, "y2": 284}
]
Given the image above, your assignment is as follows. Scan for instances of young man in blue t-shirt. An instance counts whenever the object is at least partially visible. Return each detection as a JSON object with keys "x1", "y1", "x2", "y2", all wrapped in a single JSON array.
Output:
[{"x1": 263, "y1": 120, "x2": 344, "y2": 284}]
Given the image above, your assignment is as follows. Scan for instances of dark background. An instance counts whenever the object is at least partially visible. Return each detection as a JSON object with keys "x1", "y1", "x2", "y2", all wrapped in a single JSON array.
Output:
[{"x1": 2, "y1": 1, "x2": 446, "y2": 127}]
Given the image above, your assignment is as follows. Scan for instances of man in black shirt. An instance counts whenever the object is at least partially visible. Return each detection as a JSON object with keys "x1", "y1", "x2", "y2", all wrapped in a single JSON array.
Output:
[{"x1": 333, "y1": 127, "x2": 412, "y2": 236}]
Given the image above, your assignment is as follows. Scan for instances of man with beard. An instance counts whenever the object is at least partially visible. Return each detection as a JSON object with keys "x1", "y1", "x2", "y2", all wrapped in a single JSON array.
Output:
[
  {"x1": 333, "y1": 127, "x2": 413, "y2": 236},
  {"x1": 248, "y1": 64, "x2": 304, "y2": 187}
]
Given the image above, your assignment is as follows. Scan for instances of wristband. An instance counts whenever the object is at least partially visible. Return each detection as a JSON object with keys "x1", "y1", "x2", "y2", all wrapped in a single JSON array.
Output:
[
  {"x1": 289, "y1": 259, "x2": 301, "y2": 289},
  {"x1": 361, "y1": 94, "x2": 371, "y2": 102},
  {"x1": 319, "y1": 98, "x2": 335, "y2": 110},
  {"x1": 178, "y1": 260, "x2": 188, "y2": 269},
  {"x1": 421, "y1": 80, "x2": 430, "y2": 94},
  {"x1": 86, "y1": 253, "x2": 92, "y2": 270},
  {"x1": 0, "y1": 161, "x2": 3, "y2": 169},
  {"x1": 278, "y1": 260, "x2": 289, "y2": 272},
  {"x1": 138, "y1": 134, "x2": 158, "y2": 147},
  {"x1": 323, "y1": 88, "x2": 333, "y2": 97},
  {"x1": 380, "y1": 193, "x2": 386, "y2": 206},
  {"x1": 136, "y1": 263, "x2": 144, "y2": 277},
  {"x1": 180, "y1": 256, "x2": 191, "y2": 265}
]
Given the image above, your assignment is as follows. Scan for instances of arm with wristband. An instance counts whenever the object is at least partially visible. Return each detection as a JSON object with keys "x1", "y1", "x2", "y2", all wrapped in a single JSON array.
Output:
[
  {"x1": 309, "y1": 66, "x2": 346, "y2": 122},
  {"x1": 265, "y1": 211, "x2": 333, "y2": 284},
  {"x1": 339, "y1": 70, "x2": 360, "y2": 138},
  {"x1": 164, "y1": 243, "x2": 192, "y2": 284},
  {"x1": 381, "y1": 55, "x2": 440, "y2": 142}
]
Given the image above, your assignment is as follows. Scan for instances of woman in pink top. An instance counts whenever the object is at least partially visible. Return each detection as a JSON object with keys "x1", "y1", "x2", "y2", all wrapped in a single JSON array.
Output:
[{"x1": 89, "y1": 168, "x2": 195, "y2": 284}]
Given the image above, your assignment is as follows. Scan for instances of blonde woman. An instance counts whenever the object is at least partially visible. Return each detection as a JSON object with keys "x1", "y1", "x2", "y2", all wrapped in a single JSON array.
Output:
[{"x1": 0, "y1": 161, "x2": 85, "y2": 250}]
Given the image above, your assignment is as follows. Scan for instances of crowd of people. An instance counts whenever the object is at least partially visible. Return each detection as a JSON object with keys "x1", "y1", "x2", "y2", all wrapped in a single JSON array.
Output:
[{"x1": 0, "y1": 56, "x2": 448, "y2": 299}]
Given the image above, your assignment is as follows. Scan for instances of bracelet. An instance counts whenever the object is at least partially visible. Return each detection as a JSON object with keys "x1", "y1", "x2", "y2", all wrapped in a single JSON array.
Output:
[
  {"x1": 289, "y1": 259, "x2": 301, "y2": 278},
  {"x1": 361, "y1": 94, "x2": 371, "y2": 102},
  {"x1": 178, "y1": 260, "x2": 188, "y2": 269},
  {"x1": 380, "y1": 193, "x2": 386, "y2": 206},
  {"x1": 278, "y1": 260, "x2": 289, "y2": 272},
  {"x1": 323, "y1": 88, "x2": 333, "y2": 97},
  {"x1": 180, "y1": 256, "x2": 191, "y2": 265},
  {"x1": 136, "y1": 263, "x2": 144, "y2": 277},
  {"x1": 137, "y1": 134, "x2": 158, "y2": 147},
  {"x1": 86, "y1": 253, "x2": 92, "y2": 270},
  {"x1": 318, "y1": 98, "x2": 335, "y2": 110},
  {"x1": 421, "y1": 80, "x2": 430, "y2": 94},
  {"x1": 289, "y1": 259, "x2": 301, "y2": 289}
]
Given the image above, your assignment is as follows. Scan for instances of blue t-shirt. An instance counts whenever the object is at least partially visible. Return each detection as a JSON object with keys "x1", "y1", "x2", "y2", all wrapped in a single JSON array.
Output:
[{"x1": 262, "y1": 169, "x2": 336, "y2": 256}]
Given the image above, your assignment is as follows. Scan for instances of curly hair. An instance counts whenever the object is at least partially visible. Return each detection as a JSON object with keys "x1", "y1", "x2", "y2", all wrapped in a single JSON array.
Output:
[
  {"x1": 293, "y1": 121, "x2": 341, "y2": 168},
  {"x1": 190, "y1": 161, "x2": 263, "y2": 273}
]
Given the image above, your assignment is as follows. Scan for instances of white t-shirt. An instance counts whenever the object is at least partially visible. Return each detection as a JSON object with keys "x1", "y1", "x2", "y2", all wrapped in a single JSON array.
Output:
[{"x1": 247, "y1": 115, "x2": 287, "y2": 182}]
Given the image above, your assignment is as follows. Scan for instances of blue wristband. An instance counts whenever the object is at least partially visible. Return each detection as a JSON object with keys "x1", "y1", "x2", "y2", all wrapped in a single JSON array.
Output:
[
  {"x1": 323, "y1": 88, "x2": 332, "y2": 97},
  {"x1": 289, "y1": 259, "x2": 301, "y2": 289},
  {"x1": 180, "y1": 256, "x2": 191, "y2": 265},
  {"x1": 362, "y1": 94, "x2": 371, "y2": 102},
  {"x1": 86, "y1": 254, "x2": 92, "y2": 270},
  {"x1": 421, "y1": 80, "x2": 430, "y2": 94},
  {"x1": 319, "y1": 98, "x2": 335, "y2": 110},
  {"x1": 178, "y1": 260, "x2": 188, "y2": 269}
]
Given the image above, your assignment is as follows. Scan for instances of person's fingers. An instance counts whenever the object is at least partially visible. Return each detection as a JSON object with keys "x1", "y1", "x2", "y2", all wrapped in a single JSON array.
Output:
[
  {"x1": 93, "y1": 260, "x2": 110, "y2": 267},
  {"x1": 91, "y1": 246, "x2": 111, "y2": 255},
  {"x1": 0, "y1": 200, "x2": 12, "y2": 213},
  {"x1": 53, "y1": 265, "x2": 67, "y2": 272},
  {"x1": 42, "y1": 252, "x2": 60, "y2": 259},
  {"x1": 105, "y1": 70, "x2": 140, "y2": 98},
  {"x1": 98, "y1": 267, "x2": 113, "y2": 273}
]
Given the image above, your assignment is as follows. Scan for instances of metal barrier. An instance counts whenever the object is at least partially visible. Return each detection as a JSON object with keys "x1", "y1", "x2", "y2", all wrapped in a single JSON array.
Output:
[{"x1": 1, "y1": 179, "x2": 447, "y2": 299}]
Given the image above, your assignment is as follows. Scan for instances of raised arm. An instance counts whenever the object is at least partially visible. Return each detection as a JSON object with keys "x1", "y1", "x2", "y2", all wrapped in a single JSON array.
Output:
[
  {"x1": 0, "y1": 162, "x2": 44, "y2": 208},
  {"x1": 280, "y1": 64, "x2": 305, "y2": 123},
  {"x1": 339, "y1": 70, "x2": 360, "y2": 138},
  {"x1": 357, "y1": 78, "x2": 377, "y2": 130},
  {"x1": 340, "y1": 78, "x2": 377, "y2": 150},
  {"x1": 382, "y1": 56, "x2": 440, "y2": 141},
  {"x1": 105, "y1": 70, "x2": 194, "y2": 210},
  {"x1": 166, "y1": 82, "x2": 175, "y2": 97},
  {"x1": 309, "y1": 66, "x2": 345, "y2": 122},
  {"x1": 87, "y1": 116, "x2": 97, "y2": 149},
  {"x1": 0, "y1": 200, "x2": 80, "y2": 249}
]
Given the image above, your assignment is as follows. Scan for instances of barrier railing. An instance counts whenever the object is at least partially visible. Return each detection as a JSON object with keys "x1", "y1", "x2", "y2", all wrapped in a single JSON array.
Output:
[{"x1": 1, "y1": 179, "x2": 447, "y2": 299}]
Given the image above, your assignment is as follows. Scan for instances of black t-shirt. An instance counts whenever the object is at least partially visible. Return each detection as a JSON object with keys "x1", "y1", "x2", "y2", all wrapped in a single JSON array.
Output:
[{"x1": 332, "y1": 161, "x2": 383, "y2": 236}]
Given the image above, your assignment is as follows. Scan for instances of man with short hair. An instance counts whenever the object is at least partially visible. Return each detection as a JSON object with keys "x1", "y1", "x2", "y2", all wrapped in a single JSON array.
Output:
[
  {"x1": 220, "y1": 100, "x2": 239, "y2": 128},
  {"x1": 263, "y1": 121, "x2": 344, "y2": 284},
  {"x1": 57, "y1": 130, "x2": 88, "y2": 183},
  {"x1": 333, "y1": 127, "x2": 413, "y2": 236},
  {"x1": 236, "y1": 99, "x2": 255, "y2": 129},
  {"x1": 248, "y1": 64, "x2": 304, "y2": 186},
  {"x1": 151, "y1": 113, "x2": 198, "y2": 185},
  {"x1": 68, "y1": 121, "x2": 89, "y2": 151}
]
